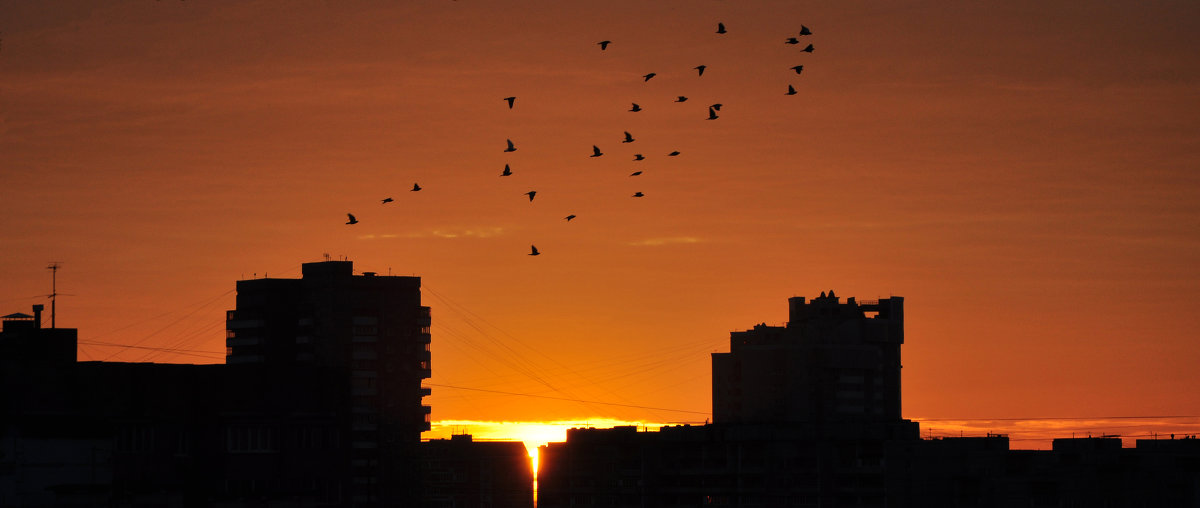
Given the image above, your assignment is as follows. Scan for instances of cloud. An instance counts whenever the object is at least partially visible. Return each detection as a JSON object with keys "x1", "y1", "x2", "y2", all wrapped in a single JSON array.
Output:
[
  {"x1": 629, "y1": 236, "x2": 702, "y2": 247},
  {"x1": 357, "y1": 227, "x2": 505, "y2": 240}
]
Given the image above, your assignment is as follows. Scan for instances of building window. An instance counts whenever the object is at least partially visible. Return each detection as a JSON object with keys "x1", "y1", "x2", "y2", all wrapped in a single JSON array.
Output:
[{"x1": 226, "y1": 426, "x2": 278, "y2": 453}]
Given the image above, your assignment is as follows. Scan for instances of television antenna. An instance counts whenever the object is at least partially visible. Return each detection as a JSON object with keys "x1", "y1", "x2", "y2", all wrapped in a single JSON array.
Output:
[{"x1": 46, "y1": 262, "x2": 69, "y2": 328}]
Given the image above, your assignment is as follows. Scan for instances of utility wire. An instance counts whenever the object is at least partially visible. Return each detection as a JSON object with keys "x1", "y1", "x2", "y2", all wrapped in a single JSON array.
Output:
[{"x1": 427, "y1": 383, "x2": 710, "y2": 416}]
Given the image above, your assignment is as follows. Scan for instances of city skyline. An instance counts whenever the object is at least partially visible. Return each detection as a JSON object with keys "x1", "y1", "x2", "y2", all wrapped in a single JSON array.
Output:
[{"x1": 3, "y1": 0, "x2": 1199, "y2": 452}]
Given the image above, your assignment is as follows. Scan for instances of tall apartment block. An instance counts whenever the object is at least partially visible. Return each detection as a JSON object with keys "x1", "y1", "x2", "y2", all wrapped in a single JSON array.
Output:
[
  {"x1": 712, "y1": 291, "x2": 911, "y2": 435},
  {"x1": 225, "y1": 260, "x2": 432, "y2": 506}
]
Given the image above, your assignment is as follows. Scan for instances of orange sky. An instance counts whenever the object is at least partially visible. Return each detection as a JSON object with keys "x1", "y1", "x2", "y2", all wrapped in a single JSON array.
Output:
[{"x1": 2, "y1": 1, "x2": 1198, "y2": 446}]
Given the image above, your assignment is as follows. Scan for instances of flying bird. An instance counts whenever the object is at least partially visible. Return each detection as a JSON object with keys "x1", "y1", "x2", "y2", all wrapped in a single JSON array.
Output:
[
  {"x1": 800, "y1": 25, "x2": 812, "y2": 36},
  {"x1": 694, "y1": 65, "x2": 706, "y2": 76},
  {"x1": 710, "y1": 103, "x2": 723, "y2": 111},
  {"x1": 675, "y1": 96, "x2": 688, "y2": 102},
  {"x1": 411, "y1": 183, "x2": 422, "y2": 191},
  {"x1": 633, "y1": 192, "x2": 645, "y2": 197},
  {"x1": 630, "y1": 171, "x2": 643, "y2": 176},
  {"x1": 785, "y1": 37, "x2": 800, "y2": 45},
  {"x1": 381, "y1": 197, "x2": 393, "y2": 204},
  {"x1": 525, "y1": 190, "x2": 537, "y2": 202},
  {"x1": 505, "y1": 139, "x2": 516, "y2": 152},
  {"x1": 565, "y1": 214, "x2": 576, "y2": 221},
  {"x1": 633, "y1": 154, "x2": 645, "y2": 161},
  {"x1": 346, "y1": 213, "x2": 358, "y2": 225},
  {"x1": 668, "y1": 150, "x2": 681, "y2": 156},
  {"x1": 504, "y1": 96, "x2": 516, "y2": 108},
  {"x1": 716, "y1": 22, "x2": 726, "y2": 34},
  {"x1": 529, "y1": 245, "x2": 540, "y2": 256},
  {"x1": 802, "y1": 43, "x2": 814, "y2": 53},
  {"x1": 707, "y1": 107, "x2": 719, "y2": 120},
  {"x1": 622, "y1": 131, "x2": 635, "y2": 143},
  {"x1": 591, "y1": 145, "x2": 604, "y2": 157},
  {"x1": 501, "y1": 164, "x2": 512, "y2": 176},
  {"x1": 791, "y1": 65, "x2": 804, "y2": 74},
  {"x1": 630, "y1": 103, "x2": 642, "y2": 112},
  {"x1": 643, "y1": 73, "x2": 656, "y2": 81},
  {"x1": 598, "y1": 40, "x2": 611, "y2": 50},
  {"x1": 786, "y1": 84, "x2": 797, "y2": 95}
]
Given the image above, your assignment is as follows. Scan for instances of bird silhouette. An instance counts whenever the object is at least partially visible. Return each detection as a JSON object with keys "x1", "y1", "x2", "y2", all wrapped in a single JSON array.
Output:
[
  {"x1": 695, "y1": 65, "x2": 706, "y2": 76},
  {"x1": 791, "y1": 65, "x2": 804, "y2": 74},
  {"x1": 707, "y1": 107, "x2": 719, "y2": 120},
  {"x1": 622, "y1": 131, "x2": 635, "y2": 143},
  {"x1": 800, "y1": 25, "x2": 812, "y2": 36},
  {"x1": 675, "y1": 96, "x2": 688, "y2": 102},
  {"x1": 501, "y1": 164, "x2": 512, "y2": 176},
  {"x1": 591, "y1": 145, "x2": 604, "y2": 157},
  {"x1": 630, "y1": 171, "x2": 643, "y2": 176},
  {"x1": 633, "y1": 192, "x2": 645, "y2": 197},
  {"x1": 598, "y1": 40, "x2": 611, "y2": 50},
  {"x1": 529, "y1": 245, "x2": 540, "y2": 256},
  {"x1": 668, "y1": 150, "x2": 681, "y2": 156},
  {"x1": 802, "y1": 43, "x2": 814, "y2": 53},
  {"x1": 710, "y1": 103, "x2": 723, "y2": 111},
  {"x1": 565, "y1": 214, "x2": 576, "y2": 221},
  {"x1": 716, "y1": 22, "x2": 726, "y2": 34},
  {"x1": 633, "y1": 154, "x2": 645, "y2": 161},
  {"x1": 785, "y1": 37, "x2": 800, "y2": 45},
  {"x1": 504, "y1": 96, "x2": 516, "y2": 108},
  {"x1": 786, "y1": 84, "x2": 797, "y2": 95},
  {"x1": 525, "y1": 191, "x2": 537, "y2": 202},
  {"x1": 505, "y1": 139, "x2": 516, "y2": 152},
  {"x1": 411, "y1": 183, "x2": 422, "y2": 192},
  {"x1": 630, "y1": 103, "x2": 642, "y2": 112},
  {"x1": 346, "y1": 213, "x2": 358, "y2": 225},
  {"x1": 381, "y1": 197, "x2": 393, "y2": 204},
  {"x1": 643, "y1": 73, "x2": 656, "y2": 81}
]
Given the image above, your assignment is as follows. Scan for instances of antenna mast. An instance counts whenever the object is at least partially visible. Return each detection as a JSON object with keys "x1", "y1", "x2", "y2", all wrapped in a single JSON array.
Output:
[{"x1": 47, "y1": 262, "x2": 62, "y2": 328}]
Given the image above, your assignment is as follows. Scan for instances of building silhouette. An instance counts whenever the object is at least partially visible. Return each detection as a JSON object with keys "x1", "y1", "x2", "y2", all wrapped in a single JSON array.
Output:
[
  {"x1": 0, "y1": 260, "x2": 533, "y2": 508},
  {"x1": 538, "y1": 292, "x2": 1200, "y2": 507}
]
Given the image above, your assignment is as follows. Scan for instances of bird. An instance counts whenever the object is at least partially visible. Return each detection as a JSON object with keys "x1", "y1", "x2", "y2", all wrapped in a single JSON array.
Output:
[
  {"x1": 501, "y1": 164, "x2": 512, "y2": 176},
  {"x1": 598, "y1": 40, "x2": 611, "y2": 50},
  {"x1": 504, "y1": 96, "x2": 516, "y2": 108},
  {"x1": 633, "y1": 154, "x2": 645, "y2": 161},
  {"x1": 630, "y1": 171, "x2": 643, "y2": 176},
  {"x1": 785, "y1": 37, "x2": 800, "y2": 45},
  {"x1": 622, "y1": 131, "x2": 635, "y2": 143},
  {"x1": 633, "y1": 192, "x2": 645, "y2": 197},
  {"x1": 695, "y1": 65, "x2": 706, "y2": 76},
  {"x1": 565, "y1": 214, "x2": 576, "y2": 221},
  {"x1": 630, "y1": 103, "x2": 642, "y2": 112},
  {"x1": 800, "y1": 25, "x2": 812, "y2": 36},
  {"x1": 505, "y1": 139, "x2": 516, "y2": 152},
  {"x1": 525, "y1": 190, "x2": 537, "y2": 202},
  {"x1": 381, "y1": 197, "x2": 393, "y2": 204},
  {"x1": 346, "y1": 213, "x2": 358, "y2": 225},
  {"x1": 675, "y1": 96, "x2": 688, "y2": 102},
  {"x1": 716, "y1": 22, "x2": 726, "y2": 34},
  {"x1": 643, "y1": 73, "x2": 656, "y2": 81},
  {"x1": 668, "y1": 150, "x2": 680, "y2": 156},
  {"x1": 786, "y1": 84, "x2": 797, "y2": 95},
  {"x1": 707, "y1": 107, "x2": 719, "y2": 120},
  {"x1": 411, "y1": 183, "x2": 422, "y2": 191},
  {"x1": 791, "y1": 65, "x2": 804, "y2": 74},
  {"x1": 710, "y1": 103, "x2": 723, "y2": 111},
  {"x1": 591, "y1": 145, "x2": 603, "y2": 157},
  {"x1": 802, "y1": 43, "x2": 814, "y2": 53},
  {"x1": 529, "y1": 245, "x2": 540, "y2": 256}
]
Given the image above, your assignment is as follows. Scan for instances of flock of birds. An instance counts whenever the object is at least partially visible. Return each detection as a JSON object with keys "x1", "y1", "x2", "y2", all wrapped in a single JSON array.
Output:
[{"x1": 346, "y1": 22, "x2": 816, "y2": 257}]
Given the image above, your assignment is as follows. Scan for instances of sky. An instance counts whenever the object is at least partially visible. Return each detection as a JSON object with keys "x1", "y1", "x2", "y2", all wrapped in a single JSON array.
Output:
[{"x1": 2, "y1": 0, "x2": 1199, "y2": 450}]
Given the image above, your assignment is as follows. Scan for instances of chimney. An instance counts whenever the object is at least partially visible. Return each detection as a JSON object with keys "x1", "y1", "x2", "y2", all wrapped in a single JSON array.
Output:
[{"x1": 32, "y1": 304, "x2": 44, "y2": 329}]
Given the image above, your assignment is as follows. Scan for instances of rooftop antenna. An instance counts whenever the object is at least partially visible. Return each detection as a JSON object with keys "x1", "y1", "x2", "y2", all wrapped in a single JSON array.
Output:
[
  {"x1": 323, "y1": 253, "x2": 331, "y2": 262},
  {"x1": 46, "y1": 262, "x2": 61, "y2": 328}
]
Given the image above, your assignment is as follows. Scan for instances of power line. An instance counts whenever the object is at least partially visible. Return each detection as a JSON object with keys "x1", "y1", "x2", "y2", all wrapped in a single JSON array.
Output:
[{"x1": 427, "y1": 383, "x2": 710, "y2": 416}]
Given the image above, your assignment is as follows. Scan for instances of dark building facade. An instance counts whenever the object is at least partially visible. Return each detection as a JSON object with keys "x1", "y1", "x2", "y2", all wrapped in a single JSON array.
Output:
[
  {"x1": 538, "y1": 292, "x2": 1200, "y2": 508},
  {"x1": 1, "y1": 261, "x2": 531, "y2": 508},
  {"x1": 420, "y1": 434, "x2": 534, "y2": 508}
]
